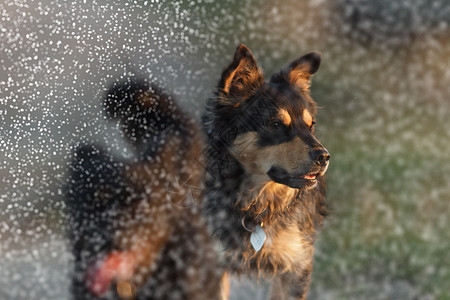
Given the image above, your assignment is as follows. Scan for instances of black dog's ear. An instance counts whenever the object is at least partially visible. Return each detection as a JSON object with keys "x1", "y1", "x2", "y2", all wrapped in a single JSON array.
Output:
[
  {"x1": 218, "y1": 44, "x2": 263, "y2": 102},
  {"x1": 270, "y1": 52, "x2": 321, "y2": 91}
]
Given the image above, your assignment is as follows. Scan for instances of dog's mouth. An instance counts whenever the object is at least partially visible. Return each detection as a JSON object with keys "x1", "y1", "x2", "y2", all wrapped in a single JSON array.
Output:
[
  {"x1": 267, "y1": 166, "x2": 323, "y2": 189},
  {"x1": 301, "y1": 173, "x2": 319, "y2": 181}
]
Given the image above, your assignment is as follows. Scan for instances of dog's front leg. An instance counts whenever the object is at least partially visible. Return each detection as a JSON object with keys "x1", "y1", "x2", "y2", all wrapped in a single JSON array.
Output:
[
  {"x1": 270, "y1": 268, "x2": 312, "y2": 300},
  {"x1": 219, "y1": 271, "x2": 230, "y2": 300}
]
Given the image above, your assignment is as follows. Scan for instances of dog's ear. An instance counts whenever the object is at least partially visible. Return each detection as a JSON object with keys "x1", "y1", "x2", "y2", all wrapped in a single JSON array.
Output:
[
  {"x1": 218, "y1": 44, "x2": 263, "y2": 102},
  {"x1": 270, "y1": 52, "x2": 321, "y2": 91}
]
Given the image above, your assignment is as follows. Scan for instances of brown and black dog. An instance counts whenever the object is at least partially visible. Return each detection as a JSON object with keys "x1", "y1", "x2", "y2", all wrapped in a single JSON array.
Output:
[
  {"x1": 202, "y1": 44, "x2": 329, "y2": 299},
  {"x1": 66, "y1": 44, "x2": 329, "y2": 300},
  {"x1": 66, "y1": 80, "x2": 221, "y2": 300}
]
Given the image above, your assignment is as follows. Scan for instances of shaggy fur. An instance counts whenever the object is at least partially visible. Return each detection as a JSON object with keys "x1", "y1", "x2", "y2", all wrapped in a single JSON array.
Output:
[
  {"x1": 65, "y1": 78, "x2": 221, "y2": 300},
  {"x1": 202, "y1": 44, "x2": 329, "y2": 299}
]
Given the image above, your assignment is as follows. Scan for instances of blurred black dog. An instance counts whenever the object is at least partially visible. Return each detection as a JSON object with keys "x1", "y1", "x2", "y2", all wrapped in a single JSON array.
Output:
[
  {"x1": 202, "y1": 44, "x2": 329, "y2": 299},
  {"x1": 65, "y1": 79, "x2": 221, "y2": 300}
]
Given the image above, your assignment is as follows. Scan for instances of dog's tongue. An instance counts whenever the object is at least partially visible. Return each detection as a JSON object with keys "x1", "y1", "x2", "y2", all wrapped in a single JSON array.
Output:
[
  {"x1": 303, "y1": 174, "x2": 316, "y2": 180},
  {"x1": 86, "y1": 252, "x2": 135, "y2": 297}
]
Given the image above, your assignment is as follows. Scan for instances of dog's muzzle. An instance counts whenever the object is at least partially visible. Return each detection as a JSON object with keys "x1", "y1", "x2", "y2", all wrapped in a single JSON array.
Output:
[{"x1": 267, "y1": 161, "x2": 329, "y2": 190}]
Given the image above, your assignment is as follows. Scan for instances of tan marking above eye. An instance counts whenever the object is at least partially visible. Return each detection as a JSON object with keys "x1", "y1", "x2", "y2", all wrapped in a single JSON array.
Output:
[
  {"x1": 278, "y1": 109, "x2": 292, "y2": 126},
  {"x1": 138, "y1": 92, "x2": 157, "y2": 108},
  {"x1": 302, "y1": 109, "x2": 312, "y2": 127}
]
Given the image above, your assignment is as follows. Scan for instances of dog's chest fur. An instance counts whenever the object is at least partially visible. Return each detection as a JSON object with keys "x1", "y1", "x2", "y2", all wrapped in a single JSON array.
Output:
[
  {"x1": 247, "y1": 221, "x2": 314, "y2": 274},
  {"x1": 223, "y1": 180, "x2": 317, "y2": 274},
  {"x1": 222, "y1": 220, "x2": 316, "y2": 276}
]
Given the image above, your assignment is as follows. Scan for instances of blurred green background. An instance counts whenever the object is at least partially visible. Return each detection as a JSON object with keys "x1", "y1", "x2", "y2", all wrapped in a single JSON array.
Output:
[{"x1": 1, "y1": 0, "x2": 449, "y2": 299}]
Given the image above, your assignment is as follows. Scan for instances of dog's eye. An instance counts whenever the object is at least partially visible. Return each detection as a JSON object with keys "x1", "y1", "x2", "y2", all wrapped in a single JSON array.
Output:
[
  {"x1": 269, "y1": 121, "x2": 281, "y2": 129},
  {"x1": 310, "y1": 121, "x2": 316, "y2": 130}
]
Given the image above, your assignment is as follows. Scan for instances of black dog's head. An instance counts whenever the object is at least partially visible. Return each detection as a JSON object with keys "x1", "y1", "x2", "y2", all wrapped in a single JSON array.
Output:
[
  {"x1": 104, "y1": 78, "x2": 182, "y2": 147},
  {"x1": 210, "y1": 44, "x2": 330, "y2": 190}
]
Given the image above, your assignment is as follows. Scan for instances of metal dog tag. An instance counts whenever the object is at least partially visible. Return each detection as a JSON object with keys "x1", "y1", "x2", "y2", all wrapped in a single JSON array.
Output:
[{"x1": 250, "y1": 225, "x2": 266, "y2": 252}]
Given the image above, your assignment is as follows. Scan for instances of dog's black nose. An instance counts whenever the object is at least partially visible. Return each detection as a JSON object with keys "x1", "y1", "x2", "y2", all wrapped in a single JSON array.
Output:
[{"x1": 311, "y1": 149, "x2": 330, "y2": 166}]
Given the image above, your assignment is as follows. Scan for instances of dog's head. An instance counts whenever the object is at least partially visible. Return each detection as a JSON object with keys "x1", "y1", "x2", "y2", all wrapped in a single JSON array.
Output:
[
  {"x1": 214, "y1": 44, "x2": 330, "y2": 190},
  {"x1": 104, "y1": 78, "x2": 181, "y2": 147}
]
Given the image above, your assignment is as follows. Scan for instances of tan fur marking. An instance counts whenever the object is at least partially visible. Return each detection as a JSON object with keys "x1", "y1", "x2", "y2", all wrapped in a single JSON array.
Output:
[
  {"x1": 288, "y1": 68, "x2": 311, "y2": 91},
  {"x1": 231, "y1": 132, "x2": 310, "y2": 180},
  {"x1": 262, "y1": 223, "x2": 314, "y2": 272},
  {"x1": 138, "y1": 91, "x2": 174, "y2": 113},
  {"x1": 303, "y1": 109, "x2": 312, "y2": 127},
  {"x1": 224, "y1": 213, "x2": 315, "y2": 275},
  {"x1": 278, "y1": 108, "x2": 292, "y2": 126},
  {"x1": 223, "y1": 60, "x2": 242, "y2": 94},
  {"x1": 239, "y1": 180, "x2": 298, "y2": 218},
  {"x1": 138, "y1": 91, "x2": 157, "y2": 108},
  {"x1": 219, "y1": 272, "x2": 230, "y2": 300},
  {"x1": 223, "y1": 69, "x2": 238, "y2": 94}
]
